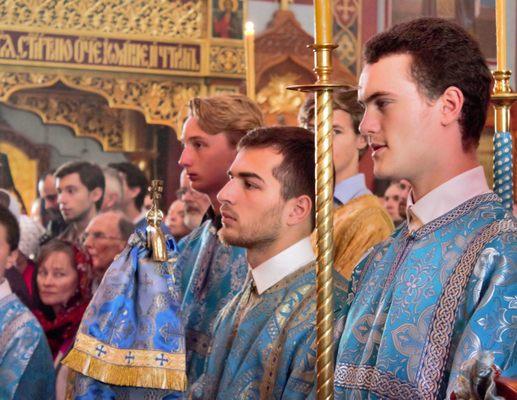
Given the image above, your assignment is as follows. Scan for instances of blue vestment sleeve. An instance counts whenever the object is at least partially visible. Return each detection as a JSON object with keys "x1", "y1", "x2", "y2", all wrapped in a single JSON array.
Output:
[
  {"x1": 447, "y1": 233, "x2": 517, "y2": 396},
  {"x1": 14, "y1": 337, "x2": 55, "y2": 400},
  {"x1": 333, "y1": 250, "x2": 370, "y2": 340},
  {"x1": 280, "y1": 328, "x2": 317, "y2": 399}
]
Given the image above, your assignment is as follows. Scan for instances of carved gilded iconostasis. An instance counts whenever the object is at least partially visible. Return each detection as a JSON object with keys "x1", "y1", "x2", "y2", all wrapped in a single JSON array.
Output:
[
  {"x1": 0, "y1": 0, "x2": 247, "y2": 207},
  {"x1": 1, "y1": 0, "x2": 513, "y2": 206},
  {"x1": 254, "y1": 1, "x2": 360, "y2": 126}
]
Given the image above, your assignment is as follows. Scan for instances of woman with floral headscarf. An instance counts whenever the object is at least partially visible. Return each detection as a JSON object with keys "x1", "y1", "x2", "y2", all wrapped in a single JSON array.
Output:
[
  {"x1": 32, "y1": 239, "x2": 91, "y2": 399},
  {"x1": 33, "y1": 239, "x2": 91, "y2": 358}
]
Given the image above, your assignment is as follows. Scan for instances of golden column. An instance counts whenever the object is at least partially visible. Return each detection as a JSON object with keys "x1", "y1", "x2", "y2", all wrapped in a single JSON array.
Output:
[
  {"x1": 492, "y1": 0, "x2": 516, "y2": 209},
  {"x1": 288, "y1": 0, "x2": 349, "y2": 398}
]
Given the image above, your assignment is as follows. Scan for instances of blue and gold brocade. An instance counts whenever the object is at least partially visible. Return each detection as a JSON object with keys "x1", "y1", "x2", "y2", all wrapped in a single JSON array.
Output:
[
  {"x1": 334, "y1": 193, "x2": 516, "y2": 400},
  {"x1": 63, "y1": 227, "x2": 186, "y2": 395},
  {"x1": 0, "y1": 293, "x2": 55, "y2": 400},
  {"x1": 189, "y1": 261, "x2": 348, "y2": 400},
  {"x1": 177, "y1": 220, "x2": 248, "y2": 383}
]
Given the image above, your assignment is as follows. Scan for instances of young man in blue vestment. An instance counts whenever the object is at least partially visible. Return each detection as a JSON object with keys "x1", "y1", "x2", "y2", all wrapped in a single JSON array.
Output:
[
  {"x1": 333, "y1": 18, "x2": 516, "y2": 400},
  {"x1": 177, "y1": 94, "x2": 264, "y2": 383},
  {"x1": 0, "y1": 206, "x2": 55, "y2": 399},
  {"x1": 189, "y1": 126, "x2": 347, "y2": 399}
]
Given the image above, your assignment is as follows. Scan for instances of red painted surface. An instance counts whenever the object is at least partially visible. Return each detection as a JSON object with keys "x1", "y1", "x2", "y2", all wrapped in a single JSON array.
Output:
[
  {"x1": 361, "y1": 0, "x2": 378, "y2": 45},
  {"x1": 359, "y1": 0, "x2": 378, "y2": 191}
]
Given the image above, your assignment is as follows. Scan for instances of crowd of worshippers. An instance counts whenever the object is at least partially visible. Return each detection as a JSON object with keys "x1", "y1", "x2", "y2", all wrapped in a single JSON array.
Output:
[{"x1": 1, "y1": 17, "x2": 515, "y2": 400}]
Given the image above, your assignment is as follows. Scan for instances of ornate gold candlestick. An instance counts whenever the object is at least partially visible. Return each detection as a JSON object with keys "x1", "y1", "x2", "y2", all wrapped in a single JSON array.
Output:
[
  {"x1": 491, "y1": 0, "x2": 516, "y2": 210},
  {"x1": 288, "y1": 0, "x2": 351, "y2": 397}
]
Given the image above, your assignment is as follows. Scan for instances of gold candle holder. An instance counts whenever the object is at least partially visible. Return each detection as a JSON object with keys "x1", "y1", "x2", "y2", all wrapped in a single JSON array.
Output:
[
  {"x1": 288, "y1": 0, "x2": 352, "y2": 397},
  {"x1": 492, "y1": 71, "x2": 516, "y2": 133},
  {"x1": 492, "y1": 0, "x2": 516, "y2": 209}
]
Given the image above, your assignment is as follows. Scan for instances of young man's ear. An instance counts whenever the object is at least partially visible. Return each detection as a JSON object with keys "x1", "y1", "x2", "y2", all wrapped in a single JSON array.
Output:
[
  {"x1": 90, "y1": 187, "x2": 104, "y2": 205},
  {"x1": 440, "y1": 86, "x2": 464, "y2": 127},
  {"x1": 6, "y1": 249, "x2": 18, "y2": 268},
  {"x1": 355, "y1": 133, "x2": 368, "y2": 151},
  {"x1": 286, "y1": 195, "x2": 312, "y2": 227},
  {"x1": 126, "y1": 186, "x2": 142, "y2": 201}
]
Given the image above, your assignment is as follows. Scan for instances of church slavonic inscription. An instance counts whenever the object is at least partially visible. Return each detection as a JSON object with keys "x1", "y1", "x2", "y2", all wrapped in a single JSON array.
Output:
[{"x1": 0, "y1": 30, "x2": 201, "y2": 75}]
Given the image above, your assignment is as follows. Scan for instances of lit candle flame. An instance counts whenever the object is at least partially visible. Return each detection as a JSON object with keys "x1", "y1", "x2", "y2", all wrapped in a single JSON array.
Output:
[{"x1": 245, "y1": 21, "x2": 255, "y2": 36}]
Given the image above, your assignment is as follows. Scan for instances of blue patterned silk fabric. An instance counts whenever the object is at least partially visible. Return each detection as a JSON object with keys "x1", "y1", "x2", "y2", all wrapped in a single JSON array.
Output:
[
  {"x1": 334, "y1": 193, "x2": 516, "y2": 400},
  {"x1": 189, "y1": 261, "x2": 348, "y2": 400},
  {"x1": 0, "y1": 293, "x2": 55, "y2": 400},
  {"x1": 177, "y1": 219, "x2": 248, "y2": 383},
  {"x1": 63, "y1": 225, "x2": 186, "y2": 396}
]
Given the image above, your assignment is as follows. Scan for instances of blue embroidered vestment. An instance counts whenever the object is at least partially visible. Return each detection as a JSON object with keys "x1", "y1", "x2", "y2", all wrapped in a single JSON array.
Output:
[
  {"x1": 177, "y1": 220, "x2": 248, "y2": 383},
  {"x1": 190, "y1": 262, "x2": 348, "y2": 399},
  {"x1": 334, "y1": 193, "x2": 516, "y2": 400},
  {"x1": 0, "y1": 293, "x2": 55, "y2": 399}
]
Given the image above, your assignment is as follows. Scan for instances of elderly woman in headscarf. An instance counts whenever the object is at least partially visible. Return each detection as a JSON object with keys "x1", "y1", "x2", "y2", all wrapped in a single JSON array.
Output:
[{"x1": 32, "y1": 239, "x2": 92, "y2": 399}]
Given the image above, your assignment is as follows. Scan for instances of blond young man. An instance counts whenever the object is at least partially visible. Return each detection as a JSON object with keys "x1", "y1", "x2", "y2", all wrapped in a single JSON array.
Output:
[{"x1": 177, "y1": 94, "x2": 264, "y2": 383}]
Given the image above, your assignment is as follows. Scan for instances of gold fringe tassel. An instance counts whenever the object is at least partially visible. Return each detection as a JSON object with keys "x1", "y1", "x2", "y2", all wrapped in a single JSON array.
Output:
[{"x1": 62, "y1": 348, "x2": 187, "y2": 391}]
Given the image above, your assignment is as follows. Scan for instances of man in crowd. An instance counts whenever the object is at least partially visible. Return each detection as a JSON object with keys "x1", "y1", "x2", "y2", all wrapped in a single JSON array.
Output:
[
  {"x1": 333, "y1": 18, "x2": 516, "y2": 399},
  {"x1": 101, "y1": 166, "x2": 124, "y2": 212},
  {"x1": 382, "y1": 181, "x2": 404, "y2": 226},
  {"x1": 83, "y1": 210, "x2": 134, "y2": 292},
  {"x1": 166, "y1": 199, "x2": 191, "y2": 241},
  {"x1": 0, "y1": 206, "x2": 55, "y2": 399},
  {"x1": 109, "y1": 162, "x2": 149, "y2": 224},
  {"x1": 299, "y1": 89, "x2": 393, "y2": 279},
  {"x1": 397, "y1": 178, "x2": 411, "y2": 221},
  {"x1": 35, "y1": 171, "x2": 66, "y2": 241},
  {"x1": 178, "y1": 169, "x2": 210, "y2": 231},
  {"x1": 177, "y1": 94, "x2": 264, "y2": 382},
  {"x1": 55, "y1": 161, "x2": 105, "y2": 245},
  {"x1": 190, "y1": 127, "x2": 347, "y2": 399}
]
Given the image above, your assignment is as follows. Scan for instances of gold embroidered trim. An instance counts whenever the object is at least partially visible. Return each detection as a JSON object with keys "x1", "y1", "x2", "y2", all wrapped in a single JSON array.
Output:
[{"x1": 62, "y1": 332, "x2": 186, "y2": 390}]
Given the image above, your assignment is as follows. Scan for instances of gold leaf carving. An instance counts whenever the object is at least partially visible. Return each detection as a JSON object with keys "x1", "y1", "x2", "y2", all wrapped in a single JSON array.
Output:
[
  {"x1": 208, "y1": 85, "x2": 240, "y2": 96},
  {"x1": 61, "y1": 75, "x2": 202, "y2": 130},
  {"x1": 0, "y1": 72, "x2": 58, "y2": 101},
  {"x1": 0, "y1": 69, "x2": 203, "y2": 139},
  {"x1": 0, "y1": 0, "x2": 203, "y2": 39},
  {"x1": 209, "y1": 45, "x2": 245, "y2": 75},
  {"x1": 257, "y1": 73, "x2": 305, "y2": 114},
  {"x1": 8, "y1": 91, "x2": 126, "y2": 152}
]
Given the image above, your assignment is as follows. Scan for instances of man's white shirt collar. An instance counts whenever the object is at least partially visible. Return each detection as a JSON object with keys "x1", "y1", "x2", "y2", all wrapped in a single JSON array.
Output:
[
  {"x1": 0, "y1": 278, "x2": 12, "y2": 301},
  {"x1": 251, "y1": 236, "x2": 315, "y2": 295},
  {"x1": 406, "y1": 166, "x2": 491, "y2": 227}
]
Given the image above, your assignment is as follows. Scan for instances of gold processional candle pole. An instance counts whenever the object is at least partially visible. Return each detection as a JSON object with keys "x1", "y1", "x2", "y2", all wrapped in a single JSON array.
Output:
[
  {"x1": 245, "y1": 21, "x2": 256, "y2": 101},
  {"x1": 492, "y1": 0, "x2": 516, "y2": 210},
  {"x1": 288, "y1": 0, "x2": 348, "y2": 398}
]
